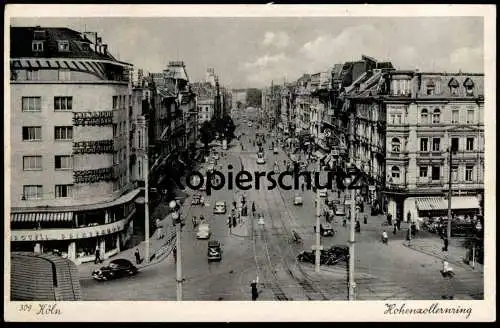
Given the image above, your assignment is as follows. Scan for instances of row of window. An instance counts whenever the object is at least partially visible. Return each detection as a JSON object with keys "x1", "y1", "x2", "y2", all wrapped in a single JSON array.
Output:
[
  {"x1": 390, "y1": 165, "x2": 476, "y2": 182},
  {"x1": 23, "y1": 155, "x2": 72, "y2": 170},
  {"x1": 24, "y1": 69, "x2": 71, "y2": 81},
  {"x1": 22, "y1": 96, "x2": 73, "y2": 111},
  {"x1": 22, "y1": 126, "x2": 72, "y2": 141},
  {"x1": 21, "y1": 95, "x2": 131, "y2": 112},
  {"x1": 390, "y1": 137, "x2": 476, "y2": 153},
  {"x1": 112, "y1": 122, "x2": 129, "y2": 138},
  {"x1": 23, "y1": 184, "x2": 73, "y2": 200},
  {"x1": 32, "y1": 40, "x2": 70, "y2": 53},
  {"x1": 388, "y1": 108, "x2": 477, "y2": 125}
]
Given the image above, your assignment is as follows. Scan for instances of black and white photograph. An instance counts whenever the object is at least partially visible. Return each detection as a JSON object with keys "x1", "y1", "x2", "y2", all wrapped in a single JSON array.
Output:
[{"x1": 4, "y1": 4, "x2": 496, "y2": 322}]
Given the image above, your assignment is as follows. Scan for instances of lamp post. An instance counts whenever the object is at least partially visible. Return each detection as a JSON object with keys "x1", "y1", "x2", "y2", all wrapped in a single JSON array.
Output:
[
  {"x1": 169, "y1": 200, "x2": 183, "y2": 301},
  {"x1": 345, "y1": 165, "x2": 358, "y2": 301},
  {"x1": 139, "y1": 115, "x2": 150, "y2": 264},
  {"x1": 447, "y1": 147, "x2": 454, "y2": 241},
  {"x1": 314, "y1": 159, "x2": 322, "y2": 273}
]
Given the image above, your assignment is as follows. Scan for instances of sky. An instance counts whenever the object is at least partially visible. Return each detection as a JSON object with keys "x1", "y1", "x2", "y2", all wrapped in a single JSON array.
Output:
[{"x1": 11, "y1": 17, "x2": 484, "y2": 89}]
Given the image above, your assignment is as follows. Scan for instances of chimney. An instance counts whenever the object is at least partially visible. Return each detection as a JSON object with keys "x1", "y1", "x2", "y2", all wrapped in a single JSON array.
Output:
[
  {"x1": 83, "y1": 32, "x2": 98, "y2": 48},
  {"x1": 102, "y1": 44, "x2": 108, "y2": 54}
]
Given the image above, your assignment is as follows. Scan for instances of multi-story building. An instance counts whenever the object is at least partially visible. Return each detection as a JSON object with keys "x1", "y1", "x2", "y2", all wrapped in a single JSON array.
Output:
[
  {"x1": 294, "y1": 74, "x2": 312, "y2": 135},
  {"x1": 192, "y1": 81, "x2": 215, "y2": 125},
  {"x1": 148, "y1": 61, "x2": 196, "y2": 197},
  {"x1": 383, "y1": 71, "x2": 484, "y2": 222},
  {"x1": 10, "y1": 27, "x2": 138, "y2": 264}
]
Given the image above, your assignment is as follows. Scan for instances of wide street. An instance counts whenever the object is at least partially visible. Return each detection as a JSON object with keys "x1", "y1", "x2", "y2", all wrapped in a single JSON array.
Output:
[{"x1": 80, "y1": 107, "x2": 483, "y2": 301}]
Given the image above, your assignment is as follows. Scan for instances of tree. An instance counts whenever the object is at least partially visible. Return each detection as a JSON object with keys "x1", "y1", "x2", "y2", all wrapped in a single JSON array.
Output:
[{"x1": 199, "y1": 120, "x2": 215, "y2": 151}]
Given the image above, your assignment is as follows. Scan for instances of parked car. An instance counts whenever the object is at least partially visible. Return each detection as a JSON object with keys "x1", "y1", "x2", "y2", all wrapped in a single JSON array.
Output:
[
  {"x1": 314, "y1": 223, "x2": 335, "y2": 237},
  {"x1": 257, "y1": 152, "x2": 266, "y2": 165},
  {"x1": 294, "y1": 194, "x2": 303, "y2": 206},
  {"x1": 273, "y1": 147, "x2": 279, "y2": 154},
  {"x1": 207, "y1": 240, "x2": 222, "y2": 262},
  {"x1": 92, "y1": 259, "x2": 138, "y2": 281},
  {"x1": 196, "y1": 223, "x2": 211, "y2": 239},
  {"x1": 214, "y1": 200, "x2": 227, "y2": 214}
]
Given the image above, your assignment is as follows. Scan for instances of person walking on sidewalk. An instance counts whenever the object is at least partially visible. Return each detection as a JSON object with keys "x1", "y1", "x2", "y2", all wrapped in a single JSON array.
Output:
[
  {"x1": 252, "y1": 202, "x2": 256, "y2": 216},
  {"x1": 94, "y1": 245, "x2": 102, "y2": 264},
  {"x1": 134, "y1": 248, "x2": 141, "y2": 265},
  {"x1": 250, "y1": 276, "x2": 259, "y2": 301}
]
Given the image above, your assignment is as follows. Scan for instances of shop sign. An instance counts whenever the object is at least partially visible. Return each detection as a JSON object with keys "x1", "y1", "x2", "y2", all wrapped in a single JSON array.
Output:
[{"x1": 11, "y1": 218, "x2": 128, "y2": 242}]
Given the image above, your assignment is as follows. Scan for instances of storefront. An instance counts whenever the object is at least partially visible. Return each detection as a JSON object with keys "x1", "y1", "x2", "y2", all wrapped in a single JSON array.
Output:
[{"x1": 10, "y1": 189, "x2": 140, "y2": 264}]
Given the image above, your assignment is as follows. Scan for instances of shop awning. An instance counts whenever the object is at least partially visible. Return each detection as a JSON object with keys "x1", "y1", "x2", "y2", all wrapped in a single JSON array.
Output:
[
  {"x1": 415, "y1": 196, "x2": 480, "y2": 211},
  {"x1": 11, "y1": 212, "x2": 73, "y2": 223}
]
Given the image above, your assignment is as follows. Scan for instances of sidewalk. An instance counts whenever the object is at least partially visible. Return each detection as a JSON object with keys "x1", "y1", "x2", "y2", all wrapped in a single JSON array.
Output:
[
  {"x1": 403, "y1": 237, "x2": 484, "y2": 273},
  {"x1": 78, "y1": 212, "x2": 176, "y2": 279}
]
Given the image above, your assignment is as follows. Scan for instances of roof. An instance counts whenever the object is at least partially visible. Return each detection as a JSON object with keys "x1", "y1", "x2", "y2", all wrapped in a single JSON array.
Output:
[
  {"x1": 10, "y1": 27, "x2": 129, "y2": 65},
  {"x1": 11, "y1": 252, "x2": 82, "y2": 301}
]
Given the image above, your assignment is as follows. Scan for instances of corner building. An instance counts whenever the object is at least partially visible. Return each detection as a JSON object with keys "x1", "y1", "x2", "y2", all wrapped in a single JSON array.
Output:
[
  {"x1": 383, "y1": 71, "x2": 484, "y2": 222},
  {"x1": 10, "y1": 27, "x2": 139, "y2": 264}
]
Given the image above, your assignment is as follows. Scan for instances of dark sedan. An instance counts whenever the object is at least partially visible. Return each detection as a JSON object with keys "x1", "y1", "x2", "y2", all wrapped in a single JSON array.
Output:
[{"x1": 92, "y1": 259, "x2": 138, "y2": 281}]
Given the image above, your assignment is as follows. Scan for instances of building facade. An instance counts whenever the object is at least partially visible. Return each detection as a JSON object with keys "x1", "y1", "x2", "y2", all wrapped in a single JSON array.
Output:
[
  {"x1": 10, "y1": 27, "x2": 138, "y2": 264},
  {"x1": 383, "y1": 71, "x2": 484, "y2": 223}
]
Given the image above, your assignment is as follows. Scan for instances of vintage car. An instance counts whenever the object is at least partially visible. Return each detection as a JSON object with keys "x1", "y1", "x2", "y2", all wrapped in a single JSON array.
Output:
[
  {"x1": 191, "y1": 193, "x2": 203, "y2": 205},
  {"x1": 314, "y1": 223, "x2": 335, "y2": 237},
  {"x1": 214, "y1": 200, "x2": 227, "y2": 214},
  {"x1": 92, "y1": 259, "x2": 138, "y2": 281},
  {"x1": 318, "y1": 189, "x2": 328, "y2": 198},
  {"x1": 196, "y1": 223, "x2": 211, "y2": 239},
  {"x1": 294, "y1": 194, "x2": 303, "y2": 206},
  {"x1": 273, "y1": 147, "x2": 279, "y2": 154},
  {"x1": 207, "y1": 240, "x2": 222, "y2": 262},
  {"x1": 256, "y1": 152, "x2": 266, "y2": 165},
  {"x1": 335, "y1": 205, "x2": 346, "y2": 216}
]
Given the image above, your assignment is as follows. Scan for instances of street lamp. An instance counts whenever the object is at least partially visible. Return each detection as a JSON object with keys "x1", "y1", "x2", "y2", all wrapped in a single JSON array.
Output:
[
  {"x1": 344, "y1": 164, "x2": 358, "y2": 301},
  {"x1": 169, "y1": 200, "x2": 183, "y2": 301}
]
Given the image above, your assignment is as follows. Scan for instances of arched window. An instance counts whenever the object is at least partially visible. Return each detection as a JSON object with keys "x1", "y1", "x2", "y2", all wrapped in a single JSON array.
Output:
[
  {"x1": 432, "y1": 108, "x2": 441, "y2": 124},
  {"x1": 391, "y1": 137, "x2": 401, "y2": 152},
  {"x1": 391, "y1": 166, "x2": 400, "y2": 179},
  {"x1": 420, "y1": 108, "x2": 428, "y2": 124}
]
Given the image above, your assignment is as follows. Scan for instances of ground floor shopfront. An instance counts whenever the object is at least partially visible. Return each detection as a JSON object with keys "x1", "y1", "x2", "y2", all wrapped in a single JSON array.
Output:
[
  {"x1": 10, "y1": 189, "x2": 140, "y2": 264},
  {"x1": 385, "y1": 191, "x2": 482, "y2": 228}
]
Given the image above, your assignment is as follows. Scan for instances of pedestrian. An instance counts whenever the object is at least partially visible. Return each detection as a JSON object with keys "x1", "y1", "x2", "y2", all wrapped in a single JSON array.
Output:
[
  {"x1": 252, "y1": 201, "x2": 256, "y2": 215},
  {"x1": 94, "y1": 245, "x2": 101, "y2": 264},
  {"x1": 363, "y1": 215, "x2": 367, "y2": 224},
  {"x1": 396, "y1": 218, "x2": 401, "y2": 231},
  {"x1": 233, "y1": 216, "x2": 237, "y2": 227},
  {"x1": 393, "y1": 223, "x2": 397, "y2": 235},
  {"x1": 134, "y1": 248, "x2": 141, "y2": 265},
  {"x1": 387, "y1": 213, "x2": 392, "y2": 226},
  {"x1": 251, "y1": 277, "x2": 259, "y2": 301},
  {"x1": 442, "y1": 237, "x2": 449, "y2": 252},
  {"x1": 228, "y1": 215, "x2": 232, "y2": 230},
  {"x1": 355, "y1": 220, "x2": 361, "y2": 233},
  {"x1": 192, "y1": 216, "x2": 197, "y2": 228}
]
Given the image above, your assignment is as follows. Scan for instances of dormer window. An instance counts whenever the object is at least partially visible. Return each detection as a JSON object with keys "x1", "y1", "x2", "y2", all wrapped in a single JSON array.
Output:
[
  {"x1": 463, "y1": 78, "x2": 475, "y2": 96},
  {"x1": 426, "y1": 80, "x2": 435, "y2": 95},
  {"x1": 448, "y1": 78, "x2": 460, "y2": 96},
  {"x1": 58, "y1": 40, "x2": 70, "y2": 52},
  {"x1": 32, "y1": 41, "x2": 44, "y2": 52}
]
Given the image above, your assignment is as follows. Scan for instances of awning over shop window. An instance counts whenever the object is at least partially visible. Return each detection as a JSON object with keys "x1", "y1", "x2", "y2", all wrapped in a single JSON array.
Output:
[
  {"x1": 11, "y1": 212, "x2": 73, "y2": 223},
  {"x1": 415, "y1": 196, "x2": 480, "y2": 211}
]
